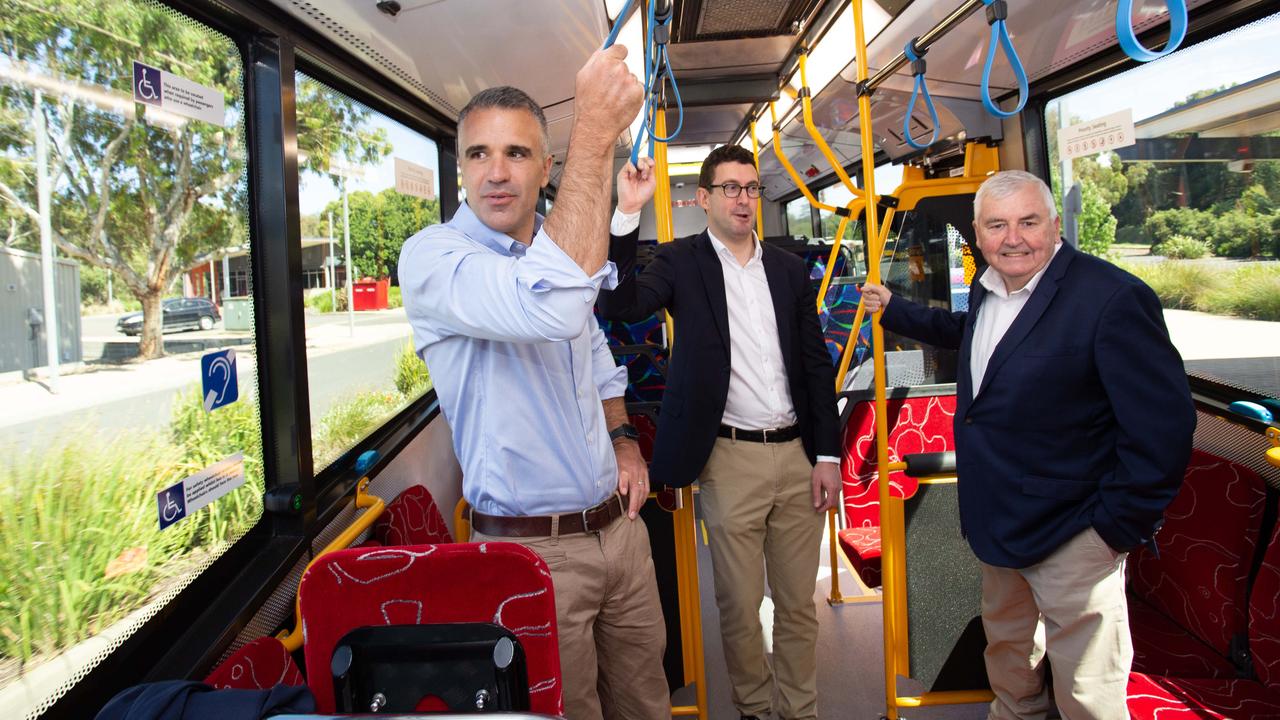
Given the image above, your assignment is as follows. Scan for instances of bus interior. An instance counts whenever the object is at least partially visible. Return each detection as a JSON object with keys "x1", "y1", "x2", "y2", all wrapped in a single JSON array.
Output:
[{"x1": 1, "y1": 0, "x2": 1279, "y2": 717}]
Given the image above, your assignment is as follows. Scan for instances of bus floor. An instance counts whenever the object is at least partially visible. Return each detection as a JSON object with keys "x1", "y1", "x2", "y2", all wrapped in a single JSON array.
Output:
[{"x1": 669, "y1": 497, "x2": 988, "y2": 720}]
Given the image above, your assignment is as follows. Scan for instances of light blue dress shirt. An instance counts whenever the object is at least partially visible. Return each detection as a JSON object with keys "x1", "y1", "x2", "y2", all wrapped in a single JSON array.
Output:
[{"x1": 399, "y1": 202, "x2": 627, "y2": 517}]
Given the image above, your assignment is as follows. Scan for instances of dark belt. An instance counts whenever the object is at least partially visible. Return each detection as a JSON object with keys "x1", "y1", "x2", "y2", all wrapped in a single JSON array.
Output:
[
  {"x1": 718, "y1": 423, "x2": 802, "y2": 444},
  {"x1": 470, "y1": 494, "x2": 624, "y2": 538}
]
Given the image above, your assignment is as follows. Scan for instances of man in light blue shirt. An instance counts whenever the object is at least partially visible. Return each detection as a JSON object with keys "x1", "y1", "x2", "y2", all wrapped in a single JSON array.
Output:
[{"x1": 399, "y1": 47, "x2": 669, "y2": 720}]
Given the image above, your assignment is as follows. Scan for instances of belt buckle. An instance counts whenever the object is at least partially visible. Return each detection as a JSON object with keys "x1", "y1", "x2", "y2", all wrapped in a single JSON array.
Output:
[
  {"x1": 761, "y1": 428, "x2": 771, "y2": 444},
  {"x1": 581, "y1": 501, "x2": 609, "y2": 534}
]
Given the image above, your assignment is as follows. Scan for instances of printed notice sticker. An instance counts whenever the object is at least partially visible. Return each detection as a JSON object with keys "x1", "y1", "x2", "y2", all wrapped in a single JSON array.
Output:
[
  {"x1": 394, "y1": 158, "x2": 436, "y2": 200},
  {"x1": 201, "y1": 348, "x2": 238, "y2": 412},
  {"x1": 1057, "y1": 109, "x2": 1136, "y2": 161},
  {"x1": 157, "y1": 453, "x2": 246, "y2": 530},
  {"x1": 132, "y1": 61, "x2": 226, "y2": 127}
]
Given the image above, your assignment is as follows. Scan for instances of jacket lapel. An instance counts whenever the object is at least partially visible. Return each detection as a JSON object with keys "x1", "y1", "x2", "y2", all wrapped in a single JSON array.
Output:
[
  {"x1": 973, "y1": 242, "x2": 1075, "y2": 399},
  {"x1": 957, "y1": 281, "x2": 986, "y2": 407},
  {"x1": 762, "y1": 246, "x2": 795, "y2": 377},
  {"x1": 694, "y1": 232, "x2": 731, "y2": 352}
]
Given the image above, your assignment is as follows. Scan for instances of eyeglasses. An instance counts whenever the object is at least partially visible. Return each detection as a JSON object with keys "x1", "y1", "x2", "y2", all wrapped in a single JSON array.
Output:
[{"x1": 707, "y1": 182, "x2": 763, "y2": 199}]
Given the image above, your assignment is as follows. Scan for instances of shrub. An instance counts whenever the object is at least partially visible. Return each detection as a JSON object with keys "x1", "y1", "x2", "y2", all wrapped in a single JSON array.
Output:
[
  {"x1": 1209, "y1": 210, "x2": 1272, "y2": 258},
  {"x1": 1144, "y1": 208, "x2": 1214, "y2": 246},
  {"x1": 1197, "y1": 264, "x2": 1280, "y2": 321},
  {"x1": 1078, "y1": 180, "x2": 1117, "y2": 257},
  {"x1": 312, "y1": 390, "x2": 405, "y2": 470},
  {"x1": 304, "y1": 290, "x2": 346, "y2": 313},
  {"x1": 393, "y1": 341, "x2": 431, "y2": 398},
  {"x1": 388, "y1": 285, "x2": 402, "y2": 309},
  {"x1": 1152, "y1": 234, "x2": 1210, "y2": 260},
  {"x1": 1114, "y1": 225, "x2": 1145, "y2": 247},
  {"x1": 1119, "y1": 261, "x2": 1222, "y2": 311}
]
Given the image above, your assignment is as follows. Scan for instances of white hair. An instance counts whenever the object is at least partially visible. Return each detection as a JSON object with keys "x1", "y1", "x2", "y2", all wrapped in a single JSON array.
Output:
[{"x1": 973, "y1": 170, "x2": 1057, "y2": 222}]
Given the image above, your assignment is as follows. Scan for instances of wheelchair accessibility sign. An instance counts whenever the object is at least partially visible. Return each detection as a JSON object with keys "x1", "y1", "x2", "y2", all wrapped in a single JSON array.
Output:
[
  {"x1": 158, "y1": 453, "x2": 245, "y2": 530},
  {"x1": 201, "y1": 348, "x2": 239, "y2": 412},
  {"x1": 131, "y1": 61, "x2": 226, "y2": 126}
]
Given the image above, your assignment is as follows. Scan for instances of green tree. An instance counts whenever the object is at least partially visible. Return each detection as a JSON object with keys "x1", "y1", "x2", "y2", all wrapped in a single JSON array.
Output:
[
  {"x1": 323, "y1": 188, "x2": 439, "y2": 279},
  {"x1": 1077, "y1": 179, "x2": 1117, "y2": 257},
  {"x1": 0, "y1": 0, "x2": 388, "y2": 359}
]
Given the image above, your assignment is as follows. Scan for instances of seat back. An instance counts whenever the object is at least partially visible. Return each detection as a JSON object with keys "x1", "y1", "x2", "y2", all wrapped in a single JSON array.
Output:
[
  {"x1": 1250, "y1": 521, "x2": 1280, "y2": 689},
  {"x1": 840, "y1": 390, "x2": 957, "y2": 530},
  {"x1": 203, "y1": 636, "x2": 304, "y2": 690},
  {"x1": 374, "y1": 484, "x2": 452, "y2": 546},
  {"x1": 299, "y1": 542, "x2": 561, "y2": 715},
  {"x1": 1128, "y1": 450, "x2": 1267, "y2": 659}
]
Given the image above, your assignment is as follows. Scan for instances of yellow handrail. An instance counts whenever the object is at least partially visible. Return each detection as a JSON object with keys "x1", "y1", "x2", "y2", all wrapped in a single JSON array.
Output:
[
  {"x1": 749, "y1": 121, "x2": 765, "y2": 241},
  {"x1": 277, "y1": 477, "x2": 385, "y2": 652},
  {"x1": 813, "y1": 199, "x2": 865, "y2": 315},
  {"x1": 768, "y1": 102, "x2": 842, "y2": 216},
  {"x1": 798, "y1": 53, "x2": 863, "y2": 198}
]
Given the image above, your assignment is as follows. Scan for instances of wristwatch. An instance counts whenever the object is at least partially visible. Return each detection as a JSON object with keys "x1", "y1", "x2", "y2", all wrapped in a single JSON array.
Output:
[{"x1": 608, "y1": 423, "x2": 639, "y2": 443}]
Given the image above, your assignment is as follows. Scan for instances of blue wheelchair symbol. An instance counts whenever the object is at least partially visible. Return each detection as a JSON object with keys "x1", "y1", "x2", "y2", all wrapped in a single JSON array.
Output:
[
  {"x1": 201, "y1": 348, "x2": 239, "y2": 412},
  {"x1": 157, "y1": 481, "x2": 187, "y2": 530},
  {"x1": 132, "y1": 61, "x2": 163, "y2": 107}
]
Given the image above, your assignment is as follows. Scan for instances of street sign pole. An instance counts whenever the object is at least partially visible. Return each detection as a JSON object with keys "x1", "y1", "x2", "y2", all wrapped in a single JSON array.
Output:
[
  {"x1": 34, "y1": 89, "x2": 59, "y2": 393},
  {"x1": 342, "y1": 178, "x2": 354, "y2": 337},
  {"x1": 327, "y1": 211, "x2": 336, "y2": 312}
]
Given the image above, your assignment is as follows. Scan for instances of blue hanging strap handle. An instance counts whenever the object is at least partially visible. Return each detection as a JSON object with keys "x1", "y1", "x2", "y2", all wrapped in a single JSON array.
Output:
[
  {"x1": 602, "y1": 0, "x2": 636, "y2": 49},
  {"x1": 902, "y1": 38, "x2": 939, "y2": 150},
  {"x1": 979, "y1": 0, "x2": 1028, "y2": 119},
  {"x1": 1116, "y1": 0, "x2": 1187, "y2": 62},
  {"x1": 629, "y1": 0, "x2": 683, "y2": 166}
]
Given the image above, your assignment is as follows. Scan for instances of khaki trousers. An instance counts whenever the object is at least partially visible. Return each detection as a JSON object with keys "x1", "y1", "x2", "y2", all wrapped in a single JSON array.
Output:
[
  {"x1": 699, "y1": 436, "x2": 825, "y2": 720},
  {"x1": 474, "y1": 512, "x2": 669, "y2": 720},
  {"x1": 981, "y1": 527, "x2": 1132, "y2": 720}
]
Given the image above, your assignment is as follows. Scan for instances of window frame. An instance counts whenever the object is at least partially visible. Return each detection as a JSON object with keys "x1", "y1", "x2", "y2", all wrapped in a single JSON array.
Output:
[{"x1": 41, "y1": 0, "x2": 456, "y2": 714}]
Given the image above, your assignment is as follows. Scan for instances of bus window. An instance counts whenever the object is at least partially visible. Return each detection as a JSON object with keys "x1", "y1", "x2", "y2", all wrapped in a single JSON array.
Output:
[
  {"x1": 1044, "y1": 12, "x2": 1280, "y2": 397},
  {"x1": 818, "y1": 182, "x2": 857, "y2": 240},
  {"x1": 293, "y1": 75, "x2": 440, "y2": 473},
  {"x1": 0, "y1": 0, "x2": 257, "y2": 710},
  {"x1": 786, "y1": 195, "x2": 815, "y2": 237}
]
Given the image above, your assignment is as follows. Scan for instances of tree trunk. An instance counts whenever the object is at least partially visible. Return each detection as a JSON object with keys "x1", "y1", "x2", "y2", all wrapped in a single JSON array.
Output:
[{"x1": 137, "y1": 292, "x2": 165, "y2": 360}]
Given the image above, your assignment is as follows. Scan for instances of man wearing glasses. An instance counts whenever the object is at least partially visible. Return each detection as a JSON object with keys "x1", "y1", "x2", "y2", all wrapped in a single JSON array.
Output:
[{"x1": 597, "y1": 145, "x2": 841, "y2": 720}]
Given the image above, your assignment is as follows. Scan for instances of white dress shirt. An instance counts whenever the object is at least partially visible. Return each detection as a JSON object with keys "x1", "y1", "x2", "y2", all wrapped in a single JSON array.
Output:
[
  {"x1": 612, "y1": 209, "x2": 839, "y2": 465},
  {"x1": 969, "y1": 242, "x2": 1062, "y2": 399}
]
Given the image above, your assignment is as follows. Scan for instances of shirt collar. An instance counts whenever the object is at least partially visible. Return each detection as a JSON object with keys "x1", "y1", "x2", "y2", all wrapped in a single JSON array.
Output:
[
  {"x1": 706, "y1": 227, "x2": 761, "y2": 264},
  {"x1": 449, "y1": 201, "x2": 544, "y2": 257},
  {"x1": 978, "y1": 241, "x2": 1063, "y2": 298}
]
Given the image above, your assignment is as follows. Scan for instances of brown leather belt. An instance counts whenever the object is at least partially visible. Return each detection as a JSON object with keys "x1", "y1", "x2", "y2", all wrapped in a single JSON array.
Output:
[
  {"x1": 470, "y1": 494, "x2": 624, "y2": 537},
  {"x1": 718, "y1": 423, "x2": 802, "y2": 444}
]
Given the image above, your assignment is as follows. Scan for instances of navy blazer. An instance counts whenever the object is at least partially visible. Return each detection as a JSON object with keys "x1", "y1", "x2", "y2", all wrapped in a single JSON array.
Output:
[
  {"x1": 881, "y1": 242, "x2": 1195, "y2": 568},
  {"x1": 597, "y1": 229, "x2": 841, "y2": 488}
]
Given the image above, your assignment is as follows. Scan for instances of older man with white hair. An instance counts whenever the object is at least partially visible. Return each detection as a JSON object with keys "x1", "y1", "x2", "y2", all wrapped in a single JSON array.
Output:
[{"x1": 861, "y1": 170, "x2": 1195, "y2": 720}]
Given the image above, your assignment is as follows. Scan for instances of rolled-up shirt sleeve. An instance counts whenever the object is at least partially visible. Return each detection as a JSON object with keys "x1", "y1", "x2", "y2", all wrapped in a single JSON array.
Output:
[
  {"x1": 590, "y1": 318, "x2": 628, "y2": 400},
  {"x1": 400, "y1": 224, "x2": 617, "y2": 344}
]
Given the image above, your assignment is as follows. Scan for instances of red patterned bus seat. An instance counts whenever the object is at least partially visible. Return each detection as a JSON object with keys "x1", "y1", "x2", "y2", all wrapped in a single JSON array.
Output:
[
  {"x1": 838, "y1": 390, "x2": 956, "y2": 587},
  {"x1": 1128, "y1": 450, "x2": 1267, "y2": 678},
  {"x1": 299, "y1": 542, "x2": 562, "y2": 715},
  {"x1": 203, "y1": 636, "x2": 304, "y2": 690},
  {"x1": 374, "y1": 484, "x2": 452, "y2": 546},
  {"x1": 1128, "y1": 521, "x2": 1280, "y2": 718}
]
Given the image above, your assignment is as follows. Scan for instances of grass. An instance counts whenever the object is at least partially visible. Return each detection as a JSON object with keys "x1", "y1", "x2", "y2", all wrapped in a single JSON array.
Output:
[
  {"x1": 1121, "y1": 261, "x2": 1280, "y2": 321},
  {"x1": 0, "y1": 389, "x2": 264, "y2": 665},
  {"x1": 2, "y1": 341, "x2": 431, "y2": 665}
]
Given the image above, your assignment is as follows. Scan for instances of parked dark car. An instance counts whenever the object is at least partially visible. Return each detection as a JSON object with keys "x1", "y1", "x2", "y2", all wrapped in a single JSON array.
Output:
[{"x1": 117, "y1": 297, "x2": 221, "y2": 336}]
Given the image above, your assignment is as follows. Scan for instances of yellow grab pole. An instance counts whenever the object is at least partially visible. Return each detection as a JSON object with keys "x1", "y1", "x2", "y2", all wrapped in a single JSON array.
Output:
[
  {"x1": 814, "y1": 199, "x2": 864, "y2": 314},
  {"x1": 850, "y1": 0, "x2": 900, "y2": 716},
  {"x1": 798, "y1": 53, "x2": 863, "y2": 197},
  {"x1": 655, "y1": 108, "x2": 708, "y2": 720},
  {"x1": 277, "y1": 478, "x2": 385, "y2": 652},
  {"x1": 749, "y1": 121, "x2": 765, "y2": 241},
  {"x1": 768, "y1": 102, "x2": 842, "y2": 216},
  {"x1": 832, "y1": 208, "x2": 895, "y2": 392}
]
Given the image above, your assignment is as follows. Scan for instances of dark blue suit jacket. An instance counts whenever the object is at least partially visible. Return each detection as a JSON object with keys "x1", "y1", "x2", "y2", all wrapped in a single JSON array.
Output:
[
  {"x1": 597, "y1": 229, "x2": 841, "y2": 488},
  {"x1": 881, "y1": 242, "x2": 1195, "y2": 568}
]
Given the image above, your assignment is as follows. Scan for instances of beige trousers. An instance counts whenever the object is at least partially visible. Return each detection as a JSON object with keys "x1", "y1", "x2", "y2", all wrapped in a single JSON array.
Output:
[
  {"x1": 981, "y1": 527, "x2": 1132, "y2": 720},
  {"x1": 699, "y1": 436, "x2": 825, "y2": 720},
  {"x1": 474, "y1": 512, "x2": 669, "y2": 720}
]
